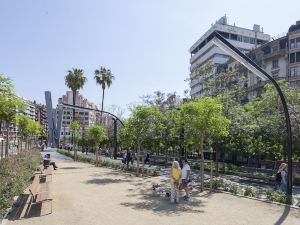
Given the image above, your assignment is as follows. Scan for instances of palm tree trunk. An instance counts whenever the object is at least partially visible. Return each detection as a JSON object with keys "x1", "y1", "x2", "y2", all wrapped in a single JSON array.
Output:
[
  {"x1": 72, "y1": 90, "x2": 76, "y2": 145},
  {"x1": 200, "y1": 131, "x2": 205, "y2": 192},
  {"x1": 101, "y1": 88, "x2": 105, "y2": 112},
  {"x1": 100, "y1": 88, "x2": 105, "y2": 124}
]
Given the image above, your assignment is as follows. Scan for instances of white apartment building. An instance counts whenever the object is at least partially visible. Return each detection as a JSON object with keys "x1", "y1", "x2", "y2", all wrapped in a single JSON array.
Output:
[
  {"x1": 189, "y1": 16, "x2": 270, "y2": 97},
  {"x1": 58, "y1": 91, "x2": 97, "y2": 141}
]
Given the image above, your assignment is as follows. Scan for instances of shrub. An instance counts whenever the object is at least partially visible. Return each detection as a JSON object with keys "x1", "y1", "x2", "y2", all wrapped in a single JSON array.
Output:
[
  {"x1": 0, "y1": 149, "x2": 42, "y2": 219},
  {"x1": 244, "y1": 186, "x2": 254, "y2": 197},
  {"x1": 266, "y1": 190, "x2": 293, "y2": 205},
  {"x1": 212, "y1": 179, "x2": 223, "y2": 190},
  {"x1": 229, "y1": 184, "x2": 238, "y2": 194}
]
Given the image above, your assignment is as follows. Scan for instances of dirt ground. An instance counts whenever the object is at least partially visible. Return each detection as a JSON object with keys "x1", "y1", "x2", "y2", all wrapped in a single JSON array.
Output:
[{"x1": 4, "y1": 159, "x2": 300, "y2": 225}]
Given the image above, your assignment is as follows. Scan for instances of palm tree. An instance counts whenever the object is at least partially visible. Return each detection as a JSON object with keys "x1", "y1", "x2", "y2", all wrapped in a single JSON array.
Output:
[
  {"x1": 94, "y1": 67, "x2": 115, "y2": 118},
  {"x1": 65, "y1": 68, "x2": 87, "y2": 122}
]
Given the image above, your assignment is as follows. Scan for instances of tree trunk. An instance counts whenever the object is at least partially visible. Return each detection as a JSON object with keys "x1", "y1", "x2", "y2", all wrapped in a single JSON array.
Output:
[
  {"x1": 72, "y1": 90, "x2": 76, "y2": 145},
  {"x1": 100, "y1": 88, "x2": 105, "y2": 124},
  {"x1": 136, "y1": 139, "x2": 141, "y2": 176},
  {"x1": 200, "y1": 131, "x2": 205, "y2": 192},
  {"x1": 95, "y1": 145, "x2": 99, "y2": 164},
  {"x1": 5, "y1": 123, "x2": 9, "y2": 157},
  {"x1": 215, "y1": 143, "x2": 219, "y2": 177}
]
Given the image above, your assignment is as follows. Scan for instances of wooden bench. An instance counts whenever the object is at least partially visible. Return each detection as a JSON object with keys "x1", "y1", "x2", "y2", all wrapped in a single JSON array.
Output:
[
  {"x1": 37, "y1": 165, "x2": 53, "y2": 181},
  {"x1": 28, "y1": 174, "x2": 53, "y2": 214}
]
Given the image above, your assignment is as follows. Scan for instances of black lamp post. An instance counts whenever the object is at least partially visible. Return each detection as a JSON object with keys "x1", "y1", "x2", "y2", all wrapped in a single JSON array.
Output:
[
  {"x1": 211, "y1": 31, "x2": 293, "y2": 195},
  {"x1": 112, "y1": 118, "x2": 118, "y2": 159}
]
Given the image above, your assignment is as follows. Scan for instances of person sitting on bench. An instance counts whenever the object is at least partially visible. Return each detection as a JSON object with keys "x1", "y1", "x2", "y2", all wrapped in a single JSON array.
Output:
[{"x1": 43, "y1": 154, "x2": 58, "y2": 170}]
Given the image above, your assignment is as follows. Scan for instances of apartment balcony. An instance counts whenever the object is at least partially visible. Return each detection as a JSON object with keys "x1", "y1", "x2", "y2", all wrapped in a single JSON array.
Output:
[
  {"x1": 288, "y1": 75, "x2": 300, "y2": 81},
  {"x1": 254, "y1": 49, "x2": 287, "y2": 62},
  {"x1": 248, "y1": 77, "x2": 285, "y2": 91}
]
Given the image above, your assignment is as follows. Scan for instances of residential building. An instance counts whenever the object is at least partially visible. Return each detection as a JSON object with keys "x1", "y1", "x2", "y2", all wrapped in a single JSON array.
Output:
[
  {"x1": 35, "y1": 103, "x2": 48, "y2": 137},
  {"x1": 58, "y1": 91, "x2": 98, "y2": 141},
  {"x1": 246, "y1": 20, "x2": 300, "y2": 99},
  {"x1": 189, "y1": 15, "x2": 270, "y2": 97},
  {"x1": 288, "y1": 21, "x2": 300, "y2": 89}
]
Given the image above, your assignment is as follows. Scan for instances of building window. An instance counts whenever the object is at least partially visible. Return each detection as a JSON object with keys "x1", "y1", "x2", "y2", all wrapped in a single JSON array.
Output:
[
  {"x1": 230, "y1": 34, "x2": 237, "y2": 40},
  {"x1": 262, "y1": 46, "x2": 271, "y2": 55},
  {"x1": 250, "y1": 38, "x2": 255, "y2": 44},
  {"x1": 296, "y1": 52, "x2": 300, "y2": 62},
  {"x1": 272, "y1": 59, "x2": 279, "y2": 69},
  {"x1": 290, "y1": 66, "x2": 300, "y2": 77},
  {"x1": 297, "y1": 37, "x2": 300, "y2": 48},
  {"x1": 290, "y1": 39, "x2": 295, "y2": 49},
  {"x1": 236, "y1": 35, "x2": 241, "y2": 42},
  {"x1": 243, "y1": 36, "x2": 250, "y2": 43},
  {"x1": 290, "y1": 53, "x2": 295, "y2": 63},
  {"x1": 219, "y1": 32, "x2": 229, "y2": 39}
]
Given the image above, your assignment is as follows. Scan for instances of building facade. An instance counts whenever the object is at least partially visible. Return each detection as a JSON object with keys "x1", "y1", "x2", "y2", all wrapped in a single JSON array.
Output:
[
  {"x1": 246, "y1": 20, "x2": 300, "y2": 99},
  {"x1": 58, "y1": 91, "x2": 98, "y2": 141},
  {"x1": 189, "y1": 16, "x2": 270, "y2": 97}
]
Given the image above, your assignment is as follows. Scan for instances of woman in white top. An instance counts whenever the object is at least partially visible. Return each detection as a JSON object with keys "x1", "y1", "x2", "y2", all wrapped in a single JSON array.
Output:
[{"x1": 179, "y1": 158, "x2": 191, "y2": 201}]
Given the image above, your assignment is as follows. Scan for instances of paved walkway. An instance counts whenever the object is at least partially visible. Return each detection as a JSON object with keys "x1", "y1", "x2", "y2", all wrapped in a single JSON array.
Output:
[{"x1": 4, "y1": 151, "x2": 300, "y2": 225}]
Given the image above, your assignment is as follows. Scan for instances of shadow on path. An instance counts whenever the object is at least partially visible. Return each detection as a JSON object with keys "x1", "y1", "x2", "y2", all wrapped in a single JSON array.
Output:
[
  {"x1": 85, "y1": 178, "x2": 132, "y2": 185},
  {"x1": 273, "y1": 206, "x2": 290, "y2": 225}
]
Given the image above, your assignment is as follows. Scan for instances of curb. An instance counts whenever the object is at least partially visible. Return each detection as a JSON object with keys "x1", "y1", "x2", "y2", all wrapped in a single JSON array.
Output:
[{"x1": 211, "y1": 189, "x2": 300, "y2": 210}]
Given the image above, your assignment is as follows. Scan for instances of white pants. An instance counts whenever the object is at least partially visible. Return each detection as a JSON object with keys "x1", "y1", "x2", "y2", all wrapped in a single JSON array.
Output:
[{"x1": 170, "y1": 182, "x2": 179, "y2": 203}]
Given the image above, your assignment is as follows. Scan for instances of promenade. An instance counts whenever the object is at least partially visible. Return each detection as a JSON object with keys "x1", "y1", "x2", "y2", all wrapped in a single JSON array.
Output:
[{"x1": 4, "y1": 151, "x2": 300, "y2": 225}]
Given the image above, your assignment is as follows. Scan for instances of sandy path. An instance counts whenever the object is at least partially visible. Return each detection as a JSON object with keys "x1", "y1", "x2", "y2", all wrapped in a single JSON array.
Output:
[{"x1": 5, "y1": 159, "x2": 300, "y2": 225}]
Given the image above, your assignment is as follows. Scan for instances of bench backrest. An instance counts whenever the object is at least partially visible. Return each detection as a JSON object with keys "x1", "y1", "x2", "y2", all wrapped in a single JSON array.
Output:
[{"x1": 29, "y1": 175, "x2": 40, "y2": 198}]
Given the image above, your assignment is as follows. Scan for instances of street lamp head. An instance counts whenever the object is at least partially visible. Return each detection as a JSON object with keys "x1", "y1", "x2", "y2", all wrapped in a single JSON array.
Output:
[{"x1": 211, "y1": 32, "x2": 267, "y2": 81}]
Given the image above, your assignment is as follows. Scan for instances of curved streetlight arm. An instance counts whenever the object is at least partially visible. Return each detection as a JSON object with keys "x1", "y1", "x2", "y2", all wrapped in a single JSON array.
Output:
[
  {"x1": 61, "y1": 103, "x2": 125, "y2": 127},
  {"x1": 210, "y1": 31, "x2": 293, "y2": 195}
]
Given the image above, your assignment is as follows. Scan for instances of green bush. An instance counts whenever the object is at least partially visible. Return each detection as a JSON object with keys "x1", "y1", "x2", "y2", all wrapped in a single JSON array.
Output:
[
  {"x1": 229, "y1": 184, "x2": 238, "y2": 194},
  {"x1": 212, "y1": 178, "x2": 223, "y2": 190},
  {"x1": 266, "y1": 190, "x2": 293, "y2": 205},
  {"x1": 244, "y1": 186, "x2": 254, "y2": 197},
  {"x1": 0, "y1": 149, "x2": 42, "y2": 219}
]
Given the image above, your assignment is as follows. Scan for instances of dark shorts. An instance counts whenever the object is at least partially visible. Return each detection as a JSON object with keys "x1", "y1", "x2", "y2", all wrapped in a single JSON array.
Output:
[{"x1": 179, "y1": 179, "x2": 189, "y2": 189}]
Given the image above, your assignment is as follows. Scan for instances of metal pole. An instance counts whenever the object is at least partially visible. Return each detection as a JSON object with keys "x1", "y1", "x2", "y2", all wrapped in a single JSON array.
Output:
[{"x1": 113, "y1": 118, "x2": 118, "y2": 159}]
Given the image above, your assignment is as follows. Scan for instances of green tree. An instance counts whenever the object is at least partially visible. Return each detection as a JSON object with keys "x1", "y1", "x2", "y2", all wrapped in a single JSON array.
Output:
[
  {"x1": 65, "y1": 68, "x2": 87, "y2": 122},
  {"x1": 0, "y1": 75, "x2": 24, "y2": 156},
  {"x1": 16, "y1": 115, "x2": 31, "y2": 150},
  {"x1": 124, "y1": 106, "x2": 164, "y2": 176},
  {"x1": 180, "y1": 97, "x2": 230, "y2": 191},
  {"x1": 70, "y1": 121, "x2": 80, "y2": 160},
  {"x1": 87, "y1": 125, "x2": 108, "y2": 163},
  {"x1": 94, "y1": 67, "x2": 115, "y2": 114}
]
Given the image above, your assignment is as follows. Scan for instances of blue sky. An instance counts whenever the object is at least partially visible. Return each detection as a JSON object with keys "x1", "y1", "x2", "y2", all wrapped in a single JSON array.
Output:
[{"x1": 0, "y1": 0, "x2": 299, "y2": 115}]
